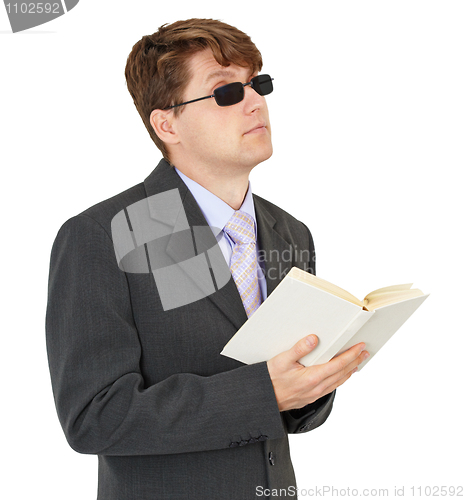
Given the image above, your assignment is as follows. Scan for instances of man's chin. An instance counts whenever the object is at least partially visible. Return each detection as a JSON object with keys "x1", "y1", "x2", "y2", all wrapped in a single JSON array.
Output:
[
  {"x1": 247, "y1": 150, "x2": 273, "y2": 174},
  {"x1": 255, "y1": 144, "x2": 273, "y2": 165}
]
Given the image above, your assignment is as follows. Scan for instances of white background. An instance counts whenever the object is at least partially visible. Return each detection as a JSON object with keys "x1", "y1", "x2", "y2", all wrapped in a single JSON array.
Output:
[{"x1": 1, "y1": 1, "x2": 464, "y2": 498}]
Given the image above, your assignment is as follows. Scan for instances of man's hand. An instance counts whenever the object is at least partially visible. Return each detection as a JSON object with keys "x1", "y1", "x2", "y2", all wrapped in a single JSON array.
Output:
[{"x1": 267, "y1": 335, "x2": 369, "y2": 411}]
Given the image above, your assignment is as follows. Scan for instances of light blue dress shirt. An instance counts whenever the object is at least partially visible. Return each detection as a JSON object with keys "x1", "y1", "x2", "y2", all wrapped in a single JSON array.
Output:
[{"x1": 175, "y1": 167, "x2": 267, "y2": 301}]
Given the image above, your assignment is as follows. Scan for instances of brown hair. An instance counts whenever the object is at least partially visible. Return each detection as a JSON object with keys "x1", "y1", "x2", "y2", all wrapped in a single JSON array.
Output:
[{"x1": 124, "y1": 19, "x2": 263, "y2": 160}]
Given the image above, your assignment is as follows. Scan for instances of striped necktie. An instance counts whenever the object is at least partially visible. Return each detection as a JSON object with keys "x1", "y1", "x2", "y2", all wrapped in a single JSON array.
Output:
[{"x1": 224, "y1": 210, "x2": 262, "y2": 317}]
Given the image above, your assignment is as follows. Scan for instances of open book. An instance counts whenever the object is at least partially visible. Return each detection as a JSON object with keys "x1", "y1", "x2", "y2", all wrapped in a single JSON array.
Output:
[{"x1": 221, "y1": 267, "x2": 429, "y2": 371}]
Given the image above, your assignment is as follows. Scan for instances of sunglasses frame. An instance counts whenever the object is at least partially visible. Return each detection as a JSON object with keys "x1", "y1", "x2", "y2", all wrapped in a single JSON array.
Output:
[{"x1": 164, "y1": 74, "x2": 273, "y2": 110}]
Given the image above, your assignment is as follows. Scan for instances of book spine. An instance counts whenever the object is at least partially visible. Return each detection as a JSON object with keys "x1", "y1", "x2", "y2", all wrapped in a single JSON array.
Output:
[{"x1": 309, "y1": 309, "x2": 374, "y2": 366}]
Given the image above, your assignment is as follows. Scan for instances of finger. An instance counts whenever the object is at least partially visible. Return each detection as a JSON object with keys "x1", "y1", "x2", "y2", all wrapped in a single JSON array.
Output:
[
  {"x1": 284, "y1": 334, "x2": 319, "y2": 365},
  {"x1": 323, "y1": 365, "x2": 359, "y2": 396},
  {"x1": 315, "y1": 342, "x2": 367, "y2": 380},
  {"x1": 267, "y1": 335, "x2": 319, "y2": 383},
  {"x1": 316, "y1": 349, "x2": 369, "y2": 395}
]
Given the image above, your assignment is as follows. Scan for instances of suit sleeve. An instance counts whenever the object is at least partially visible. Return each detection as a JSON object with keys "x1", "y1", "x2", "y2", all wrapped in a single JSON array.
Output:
[
  {"x1": 46, "y1": 215, "x2": 287, "y2": 456},
  {"x1": 282, "y1": 222, "x2": 336, "y2": 434}
]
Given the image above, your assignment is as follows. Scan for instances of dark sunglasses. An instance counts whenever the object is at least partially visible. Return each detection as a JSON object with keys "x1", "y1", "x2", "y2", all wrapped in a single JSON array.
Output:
[{"x1": 164, "y1": 74, "x2": 274, "y2": 110}]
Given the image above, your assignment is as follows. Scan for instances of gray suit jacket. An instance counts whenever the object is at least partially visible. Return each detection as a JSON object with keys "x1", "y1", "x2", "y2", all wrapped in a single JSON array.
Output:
[{"x1": 46, "y1": 159, "x2": 335, "y2": 499}]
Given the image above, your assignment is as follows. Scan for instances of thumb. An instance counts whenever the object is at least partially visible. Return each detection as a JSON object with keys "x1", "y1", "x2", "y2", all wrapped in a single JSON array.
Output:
[{"x1": 286, "y1": 334, "x2": 319, "y2": 365}]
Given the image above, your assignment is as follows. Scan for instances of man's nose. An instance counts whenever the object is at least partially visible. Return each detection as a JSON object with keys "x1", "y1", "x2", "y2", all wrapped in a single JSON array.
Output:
[{"x1": 242, "y1": 84, "x2": 265, "y2": 112}]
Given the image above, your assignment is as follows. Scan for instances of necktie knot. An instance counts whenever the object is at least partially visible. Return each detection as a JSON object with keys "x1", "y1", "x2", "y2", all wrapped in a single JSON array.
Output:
[{"x1": 224, "y1": 211, "x2": 256, "y2": 246}]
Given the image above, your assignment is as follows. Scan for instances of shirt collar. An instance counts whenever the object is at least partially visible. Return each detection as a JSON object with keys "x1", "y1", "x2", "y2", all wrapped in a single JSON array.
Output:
[{"x1": 175, "y1": 167, "x2": 257, "y2": 237}]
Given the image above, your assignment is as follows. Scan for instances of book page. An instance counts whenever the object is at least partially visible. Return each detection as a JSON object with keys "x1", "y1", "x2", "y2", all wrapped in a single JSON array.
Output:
[
  {"x1": 289, "y1": 267, "x2": 363, "y2": 307},
  {"x1": 336, "y1": 293, "x2": 429, "y2": 370},
  {"x1": 364, "y1": 286, "x2": 425, "y2": 311}
]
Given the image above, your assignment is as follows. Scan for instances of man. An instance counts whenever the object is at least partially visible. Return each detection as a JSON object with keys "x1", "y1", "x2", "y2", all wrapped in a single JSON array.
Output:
[{"x1": 46, "y1": 19, "x2": 368, "y2": 499}]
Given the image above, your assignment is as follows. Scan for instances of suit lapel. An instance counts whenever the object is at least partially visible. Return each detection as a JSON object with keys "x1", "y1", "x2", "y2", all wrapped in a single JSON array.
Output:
[
  {"x1": 144, "y1": 159, "x2": 247, "y2": 330},
  {"x1": 254, "y1": 196, "x2": 295, "y2": 297}
]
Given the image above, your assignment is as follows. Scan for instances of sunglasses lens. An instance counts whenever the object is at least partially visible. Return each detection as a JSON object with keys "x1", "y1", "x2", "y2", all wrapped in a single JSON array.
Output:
[
  {"x1": 214, "y1": 82, "x2": 244, "y2": 106},
  {"x1": 253, "y1": 74, "x2": 273, "y2": 96}
]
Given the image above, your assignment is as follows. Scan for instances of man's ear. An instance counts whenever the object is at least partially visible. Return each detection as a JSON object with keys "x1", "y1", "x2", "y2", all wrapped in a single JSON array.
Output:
[{"x1": 150, "y1": 109, "x2": 180, "y2": 146}]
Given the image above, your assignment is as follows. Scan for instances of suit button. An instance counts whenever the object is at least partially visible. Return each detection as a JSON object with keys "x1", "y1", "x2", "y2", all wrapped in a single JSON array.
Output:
[{"x1": 268, "y1": 452, "x2": 275, "y2": 466}]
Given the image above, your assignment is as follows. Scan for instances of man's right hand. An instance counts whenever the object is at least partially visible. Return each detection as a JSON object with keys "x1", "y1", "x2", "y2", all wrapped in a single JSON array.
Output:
[{"x1": 266, "y1": 335, "x2": 369, "y2": 412}]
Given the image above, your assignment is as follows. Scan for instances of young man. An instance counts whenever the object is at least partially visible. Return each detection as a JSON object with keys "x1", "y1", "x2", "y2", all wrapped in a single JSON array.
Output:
[{"x1": 46, "y1": 19, "x2": 368, "y2": 499}]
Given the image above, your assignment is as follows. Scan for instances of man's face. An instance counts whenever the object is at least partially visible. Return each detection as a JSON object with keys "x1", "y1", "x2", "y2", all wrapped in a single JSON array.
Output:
[{"x1": 169, "y1": 49, "x2": 273, "y2": 175}]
